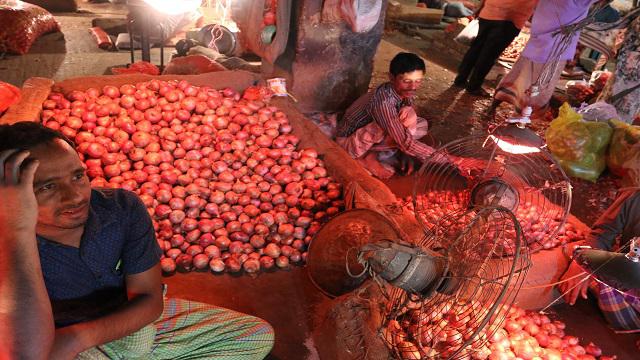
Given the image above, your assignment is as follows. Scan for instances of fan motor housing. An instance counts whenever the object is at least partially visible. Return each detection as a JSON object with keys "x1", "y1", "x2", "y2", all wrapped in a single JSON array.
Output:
[{"x1": 363, "y1": 241, "x2": 448, "y2": 296}]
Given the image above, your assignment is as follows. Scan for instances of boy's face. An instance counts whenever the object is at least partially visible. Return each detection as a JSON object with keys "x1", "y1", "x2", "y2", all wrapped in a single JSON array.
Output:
[
  {"x1": 29, "y1": 139, "x2": 92, "y2": 236},
  {"x1": 390, "y1": 70, "x2": 425, "y2": 99}
]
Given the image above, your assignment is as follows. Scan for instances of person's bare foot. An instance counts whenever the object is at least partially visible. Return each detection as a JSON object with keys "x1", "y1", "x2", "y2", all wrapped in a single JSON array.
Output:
[{"x1": 358, "y1": 153, "x2": 395, "y2": 179}]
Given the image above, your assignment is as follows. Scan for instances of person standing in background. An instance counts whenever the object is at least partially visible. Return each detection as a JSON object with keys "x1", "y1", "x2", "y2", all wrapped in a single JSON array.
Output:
[
  {"x1": 600, "y1": 14, "x2": 640, "y2": 124},
  {"x1": 454, "y1": 0, "x2": 539, "y2": 96},
  {"x1": 493, "y1": 0, "x2": 599, "y2": 115}
]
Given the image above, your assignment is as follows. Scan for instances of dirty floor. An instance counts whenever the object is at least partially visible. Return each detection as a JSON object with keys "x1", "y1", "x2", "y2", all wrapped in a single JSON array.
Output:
[{"x1": 0, "y1": 4, "x2": 635, "y2": 359}]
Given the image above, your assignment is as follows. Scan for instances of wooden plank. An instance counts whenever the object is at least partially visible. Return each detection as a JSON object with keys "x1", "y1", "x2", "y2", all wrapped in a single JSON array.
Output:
[{"x1": 53, "y1": 70, "x2": 261, "y2": 95}]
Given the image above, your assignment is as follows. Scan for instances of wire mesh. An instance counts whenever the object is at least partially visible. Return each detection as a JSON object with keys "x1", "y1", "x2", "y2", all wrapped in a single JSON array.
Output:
[
  {"x1": 381, "y1": 207, "x2": 531, "y2": 359},
  {"x1": 413, "y1": 135, "x2": 572, "y2": 255}
]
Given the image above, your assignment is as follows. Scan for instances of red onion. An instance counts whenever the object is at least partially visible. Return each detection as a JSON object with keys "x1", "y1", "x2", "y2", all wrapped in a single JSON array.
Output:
[
  {"x1": 160, "y1": 258, "x2": 176, "y2": 273},
  {"x1": 193, "y1": 253, "x2": 209, "y2": 269},
  {"x1": 242, "y1": 258, "x2": 260, "y2": 274},
  {"x1": 275, "y1": 256, "x2": 289, "y2": 268},
  {"x1": 259, "y1": 256, "x2": 275, "y2": 270},
  {"x1": 264, "y1": 243, "x2": 281, "y2": 258},
  {"x1": 209, "y1": 258, "x2": 225, "y2": 273}
]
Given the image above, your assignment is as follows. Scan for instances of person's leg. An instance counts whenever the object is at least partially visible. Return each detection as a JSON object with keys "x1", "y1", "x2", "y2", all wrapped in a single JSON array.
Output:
[
  {"x1": 75, "y1": 298, "x2": 273, "y2": 360},
  {"x1": 76, "y1": 325, "x2": 156, "y2": 359},
  {"x1": 358, "y1": 151, "x2": 395, "y2": 179},
  {"x1": 466, "y1": 21, "x2": 520, "y2": 92},
  {"x1": 336, "y1": 122, "x2": 385, "y2": 159},
  {"x1": 455, "y1": 18, "x2": 494, "y2": 86},
  {"x1": 412, "y1": 117, "x2": 429, "y2": 139},
  {"x1": 493, "y1": 56, "x2": 534, "y2": 111},
  {"x1": 595, "y1": 283, "x2": 640, "y2": 331},
  {"x1": 110, "y1": 298, "x2": 274, "y2": 360},
  {"x1": 530, "y1": 60, "x2": 566, "y2": 111}
]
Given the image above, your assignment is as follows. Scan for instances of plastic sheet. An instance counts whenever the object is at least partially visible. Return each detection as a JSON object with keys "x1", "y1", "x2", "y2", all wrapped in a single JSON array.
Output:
[
  {"x1": 340, "y1": 0, "x2": 383, "y2": 33},
  {"x1": 454, "y1": 19, "x2": 478, "y2": 45},
  {"x1": 546, "y1": 103, "x2": 613, "y2": 182},
  {"x1": 577, "y1": 101, "x2": 619, "y2": 122},
  {"x1": 0, "y1": 0, "x2": 60, "y2": 55}
]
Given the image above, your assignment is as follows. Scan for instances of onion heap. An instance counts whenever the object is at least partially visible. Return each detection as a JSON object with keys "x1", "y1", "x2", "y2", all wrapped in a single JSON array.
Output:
[
  {"x1": 40, "y1": 80, "x2": 344, "y2": 274},
  {"x1": 397, "y1": 193, "x2": 587, "y2": 254},
  {"x1": 387, "y1": 301, "x2": 614, "y2": 360}
]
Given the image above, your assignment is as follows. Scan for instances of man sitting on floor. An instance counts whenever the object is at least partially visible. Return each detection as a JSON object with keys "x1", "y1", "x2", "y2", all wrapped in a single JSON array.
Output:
[
  {"x1": 0, "y1": 122, "x2": 274, "y2": 359},
  {"x1": 559, "y1": 189, "x2": 640, "y2": 336},
  {"x1": 335, "y1": 52, "x2": 434, "y2": 179}
]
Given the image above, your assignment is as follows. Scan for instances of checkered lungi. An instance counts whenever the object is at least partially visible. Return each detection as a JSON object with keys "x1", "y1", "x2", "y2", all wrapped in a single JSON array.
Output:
[
  {"x1": 595, "y1": 282, "x2": 640, "y2": 331},
  {"x1": 76, "y1": 298, "x2": 274, "y2": 359}
]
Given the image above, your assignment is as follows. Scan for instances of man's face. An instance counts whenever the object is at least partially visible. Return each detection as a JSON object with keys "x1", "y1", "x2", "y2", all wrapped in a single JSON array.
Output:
[
  {"x1": 389, "y1": 70, "x2": 425, "y2": 99},
  {"x1": 30, "y1": 139, "x2": 91, "y2": 235}
]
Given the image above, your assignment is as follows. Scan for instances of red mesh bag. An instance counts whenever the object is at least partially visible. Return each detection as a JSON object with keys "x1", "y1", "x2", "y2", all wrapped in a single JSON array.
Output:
[
  {"x1": 0, "y1": 1, "x2": 60, "y2": 55},
  {"x1": 111, "y1": 61, "x2": 161, "y2": 76}
]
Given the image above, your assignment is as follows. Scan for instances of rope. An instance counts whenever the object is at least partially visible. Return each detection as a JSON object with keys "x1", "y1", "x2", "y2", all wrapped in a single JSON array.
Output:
[
  {"x1": 206, "y1": 0, "x2": 234, "y2": 53},
  {"x1": 518, "y1": 272, "x2": 590, "y2": 290},
  {"x1": 208, "y1": 25, "x2": 224, "y2": 53}
]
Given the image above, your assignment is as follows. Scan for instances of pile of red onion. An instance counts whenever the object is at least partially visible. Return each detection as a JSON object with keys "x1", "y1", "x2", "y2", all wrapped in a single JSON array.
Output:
[
  {"x1": 41, "y1": 80, "x2": 344, "y2": 274},
  {"x1": 397, "y1": 193, "x2": 587, "y2": 254},
  {"x1": 388, "y1": 301, "x2": 615, "y2": 360}
]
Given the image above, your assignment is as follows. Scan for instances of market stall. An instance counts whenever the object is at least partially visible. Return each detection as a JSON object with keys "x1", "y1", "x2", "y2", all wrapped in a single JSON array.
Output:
[
  {"x1": 2, "y1": 71, "x2": 624, "y2": 359},
  {"x1": 1, "y1": 1, "x2": 638, "y2": 358}
]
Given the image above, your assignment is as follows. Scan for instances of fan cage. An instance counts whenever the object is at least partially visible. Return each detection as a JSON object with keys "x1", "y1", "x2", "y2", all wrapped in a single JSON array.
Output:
[
  {"x1": 413, "y1": 135, "x2": 572, "y2": 256},
  {"x1": 381, "y1": 207, "x2": 531, "y2": 360}
]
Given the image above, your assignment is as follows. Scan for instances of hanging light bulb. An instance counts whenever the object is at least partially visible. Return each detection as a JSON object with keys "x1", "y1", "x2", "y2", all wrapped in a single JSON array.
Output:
[
  {"x1": 485, "y1": 86, "x2": 544, "y2": 155},
  {"x1": 573, "y1": 238, "x2": 640, "y2": 295},
  {"x1": 485, "y1": 122, "x2": 543, "y2": 155}
]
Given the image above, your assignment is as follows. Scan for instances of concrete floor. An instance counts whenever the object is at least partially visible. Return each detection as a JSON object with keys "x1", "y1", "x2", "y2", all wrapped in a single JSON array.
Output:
[
  {"x1": 0, "y1": 2, "x2": 163, "y2": 86},
  {"x1": 1, "y1": 3, "x2": 637, "y2": 359}
]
